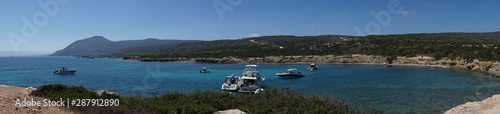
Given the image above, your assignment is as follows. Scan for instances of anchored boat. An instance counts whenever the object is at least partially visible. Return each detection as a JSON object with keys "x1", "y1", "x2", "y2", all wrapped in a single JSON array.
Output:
[
  {"x1": 221, "y1": 75, "x2": 240, "y2": 91},
  {"x1": 238, "y1": 65, "x2": 265, "y2": 92},
  {"x1": 307, "y1": 63, "x2": 318, "y2": 71},
  {"x1": 53, "y1": 67, "x2": 76, "y2": 75},
  {"x1": 276, "y1": 69, "x2": 305, "y2": 78},
  {"x1": 200, "y1": 67, "x2": 210, "y2": 73}
]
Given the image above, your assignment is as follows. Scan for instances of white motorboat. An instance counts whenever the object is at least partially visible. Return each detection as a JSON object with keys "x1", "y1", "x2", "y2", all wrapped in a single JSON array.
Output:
[
  {"x1": 53, "y1": 67, "x2": 76, "y2": 74},
  {"x1": 276, "y1": 69, "x2": 305, "y2": 78},
  {"x1": 307, "y1": 63, "x2": 318, "y2": 71},
  {"x1": 238, "y1": 65, "x2": 265, "y2": 92},
  {"x1": 221, "y1": 75, "x2": 240, "y2": 91},
  {"x1": 200, "y1": 67, "x2": 210, "y2": 73}
]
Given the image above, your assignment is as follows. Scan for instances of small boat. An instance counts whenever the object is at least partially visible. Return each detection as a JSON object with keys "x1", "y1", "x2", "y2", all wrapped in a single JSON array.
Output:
[
  {"x1": 238, "y1": 65, "x2": 265, "y2": 92},
  {"x1": 254, "y1": 88, "x2": 264, "y2": 94},
  {"x1": 276, "y1": 69, "x2": 305, "y2": 78},
  {"x1": 200, "y1": 67, "x2": 210, "y2": 73},
  {"x1": 54, "y1": 67, "x2": 76, "y2": 74},
  {"x1": 221, "y1": 75, "x2": 240, "y2": 91},
  {"x1": 307, "y1": 63, "x2": 318, "y2": 71}
]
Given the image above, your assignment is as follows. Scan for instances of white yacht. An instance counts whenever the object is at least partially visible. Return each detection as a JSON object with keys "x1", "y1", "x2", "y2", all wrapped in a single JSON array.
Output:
[
  {"x1": 221, "y1": 75, "x2": 240, "y2": 91},
  {"x1": 53, "y1": 67, "x2": 76, "y2": 75},
  {"x1": 238, "y1": 65, "x2": 265, "y2": 92},
  {"x1": 276, "y1": 69, "x2": 305, "y2": 78}
]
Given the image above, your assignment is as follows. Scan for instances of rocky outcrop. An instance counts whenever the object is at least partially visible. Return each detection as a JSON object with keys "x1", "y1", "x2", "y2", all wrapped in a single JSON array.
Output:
[
  {"x1": 94, "y1": 90, "x2": 119, "y2": 99},
  {"x1": 436, "y1": 59, "x2": 500, "y2": 77},
  {"x1": 445, "y1": 94, "x2": 500, "y2": 114}
]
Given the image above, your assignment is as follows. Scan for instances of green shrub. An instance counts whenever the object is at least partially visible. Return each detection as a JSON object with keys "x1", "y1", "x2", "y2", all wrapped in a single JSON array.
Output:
[
  {"x1": 31, "y1": 84, "x2": 376, "y2": 114},
  {"x1": 31, "y1": 84, "x2": 100, "y2": 100}
]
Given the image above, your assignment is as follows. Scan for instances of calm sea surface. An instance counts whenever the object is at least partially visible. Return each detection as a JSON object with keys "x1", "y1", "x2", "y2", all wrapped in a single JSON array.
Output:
[{"x1": 1, "y1": 56, "x2": 500, "y2": 113}]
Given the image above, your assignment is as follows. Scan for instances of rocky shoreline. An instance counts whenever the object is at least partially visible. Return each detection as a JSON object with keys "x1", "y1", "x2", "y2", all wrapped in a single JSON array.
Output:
[
  {"x1": 445, "y1": 94, "x2": 500, "y2": 114},
  {"x1": 124, "y1": 54, "x2": 500, "y2": 77}
]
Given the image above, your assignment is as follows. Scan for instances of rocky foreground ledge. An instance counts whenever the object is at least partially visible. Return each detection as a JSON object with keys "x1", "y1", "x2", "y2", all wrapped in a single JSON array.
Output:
[
  {"x1": 445, "y1": 94, "x2": 500, "y2": 114},
  {"x1": 0, "y1": 85, "x2": 247, "y2": 114},
  {"x1": 0, "y1": 85, "x2": 76, "y2": 114},
  {"x1": 124, "y1": 54, "x2": 500, "y2": 77}
]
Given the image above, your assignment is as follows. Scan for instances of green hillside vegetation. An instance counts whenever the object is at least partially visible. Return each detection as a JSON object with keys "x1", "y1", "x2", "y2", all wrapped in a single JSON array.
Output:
[
  {"x1": 117, "y1": 35, "x2": 351, "y2": 58},
  {"x1": 30, "y1": 84, "x2": 375, "y2": 114},
  {"x1": 117, "y1": 32, "x2": 500, "y2": 61}
]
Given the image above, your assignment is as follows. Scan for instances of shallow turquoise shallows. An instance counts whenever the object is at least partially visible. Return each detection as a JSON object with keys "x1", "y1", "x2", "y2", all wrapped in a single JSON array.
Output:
[{"x1": 1, "y1": 57, "x2": 500, "y2": 113}]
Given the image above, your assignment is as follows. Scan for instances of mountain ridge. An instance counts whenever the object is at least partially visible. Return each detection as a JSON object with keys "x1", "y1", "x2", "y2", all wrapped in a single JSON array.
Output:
[{"x1": 51, "y1": 36, "x2": 199, "y2": 56}]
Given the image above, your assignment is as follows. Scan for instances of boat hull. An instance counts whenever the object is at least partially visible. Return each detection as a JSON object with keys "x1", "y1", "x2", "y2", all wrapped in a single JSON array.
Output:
[
  {"x1": 276, "y1": 74, "x2": 305, "y2": 78},
  {"x1": 200, "y1": 69, "x2": 210, "y2": 73},
  {"x1": 239, "y1": 85, "x2": 262, "y2": 92},
  {"x1": 222, "y1": 84, "x2": 239, "y2": 91},
  {"x1": 54, "y1": 71, "x2": 76, "y2": 75},
  {"x1": 238, "y1": 77, "x2": 265, "y2": 92}
]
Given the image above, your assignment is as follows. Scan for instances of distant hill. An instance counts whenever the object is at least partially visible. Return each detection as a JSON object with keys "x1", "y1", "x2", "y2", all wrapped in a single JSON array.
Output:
[
  {"x1": 51, "y1": 36, "x2": 199, "y2": 56},
  {"x1": 118, "y1": 31, "x2": 500, "y2": 61},
  {"x1": 117, "y1": 35, "x2": 353, "y2": 57}
]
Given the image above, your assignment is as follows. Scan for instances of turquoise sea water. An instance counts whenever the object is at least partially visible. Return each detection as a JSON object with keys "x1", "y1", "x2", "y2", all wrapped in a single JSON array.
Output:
[{"x1": 1, "y1": 57, "x2": 500, "y2": 113}]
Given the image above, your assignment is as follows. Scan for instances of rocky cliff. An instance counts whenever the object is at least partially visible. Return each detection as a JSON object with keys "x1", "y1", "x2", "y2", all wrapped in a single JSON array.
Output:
[{"x1": 436, "y1": 59, "x2": 500, "y2": 77}]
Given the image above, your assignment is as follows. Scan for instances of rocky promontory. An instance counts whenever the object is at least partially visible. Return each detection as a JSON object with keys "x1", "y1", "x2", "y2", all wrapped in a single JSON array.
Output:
[{"x1": 445, "y1": 94, "x2": 500, "y2": 114}]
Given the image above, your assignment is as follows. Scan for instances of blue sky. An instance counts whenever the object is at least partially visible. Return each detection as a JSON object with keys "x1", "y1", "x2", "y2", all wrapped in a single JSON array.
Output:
[{"x1": 1, "y1": 0, "x2": 499, "y2": 53}]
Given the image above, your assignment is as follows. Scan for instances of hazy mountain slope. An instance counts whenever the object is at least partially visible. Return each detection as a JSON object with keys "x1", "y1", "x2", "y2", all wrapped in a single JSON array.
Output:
[{"x1": 51, "y1": 36, "x2": 199, "y2": 56}]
